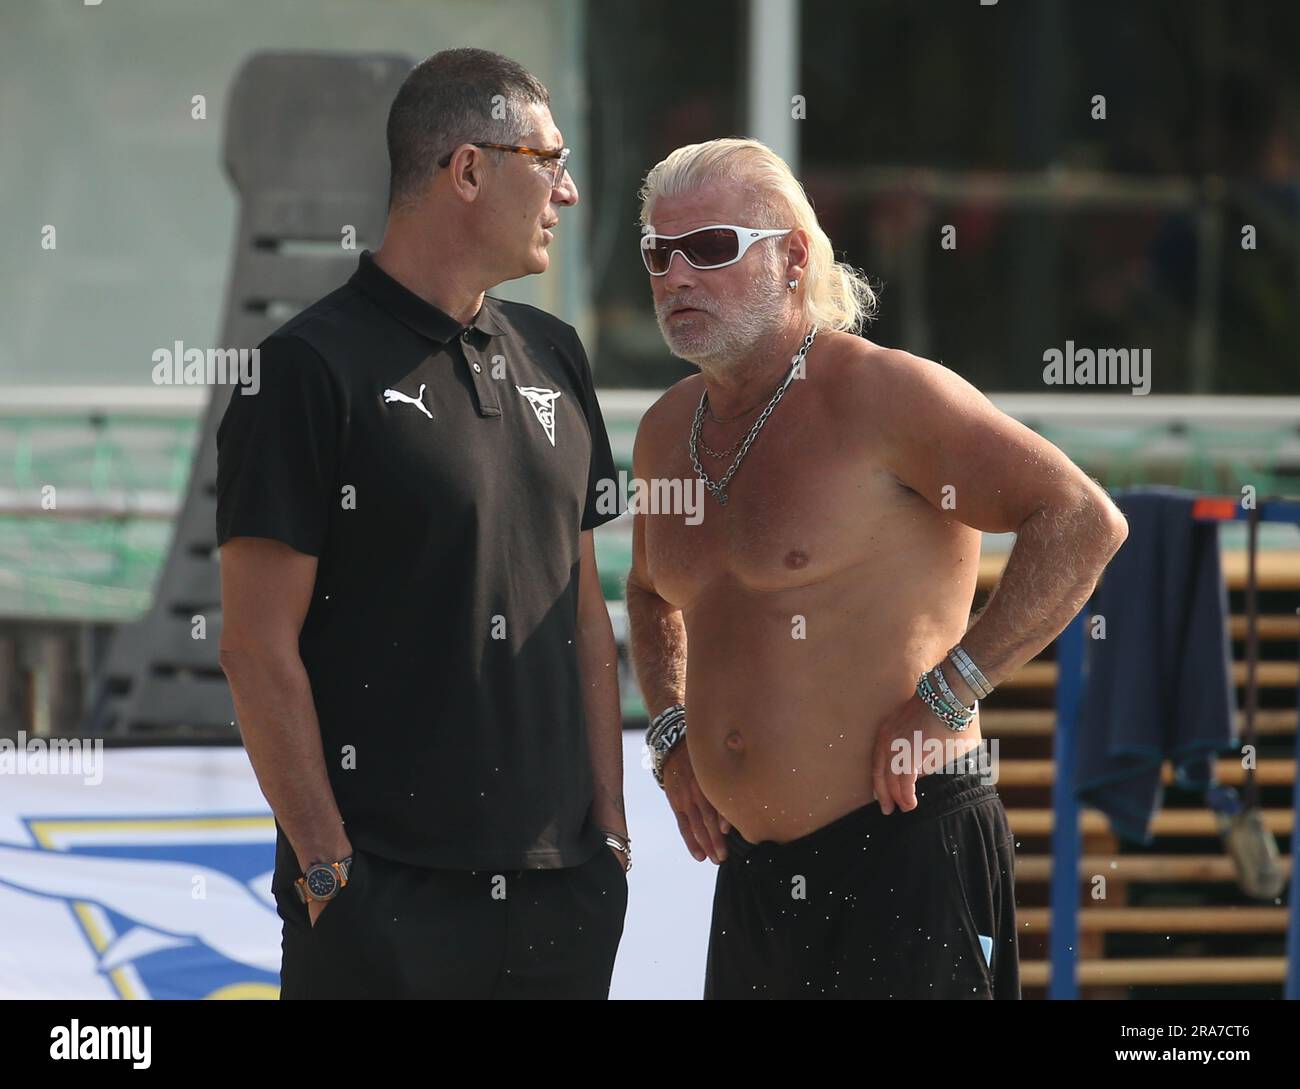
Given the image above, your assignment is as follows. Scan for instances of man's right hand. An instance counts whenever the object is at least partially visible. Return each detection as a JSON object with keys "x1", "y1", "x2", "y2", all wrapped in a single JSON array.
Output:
[
  {"x1": 306, "y1": 869, "x2": 351, "y2": 927},
  {"x1": 302, "y1": 846, "x2": 354, "y2": 927},
  {"x1": 307, "y1": 897, "x2": 330, "y2": 928},
  {"x1": 662, "y1": 744, "x2": 731, "y2": 864}
]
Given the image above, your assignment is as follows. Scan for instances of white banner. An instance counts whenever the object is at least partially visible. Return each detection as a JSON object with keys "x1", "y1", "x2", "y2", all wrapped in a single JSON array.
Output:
[{"x1": 0, "y1": 738, "x2": 715, "y2": 999}]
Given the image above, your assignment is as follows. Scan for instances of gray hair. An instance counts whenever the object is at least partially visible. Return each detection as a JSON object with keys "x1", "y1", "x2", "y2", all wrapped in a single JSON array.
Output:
[
  {"x1": 639, "y1": 137, "x2": 879, "y2": 332},
  {"x1": 386, "y1": 48, "x2": 550, "y2": 211}
]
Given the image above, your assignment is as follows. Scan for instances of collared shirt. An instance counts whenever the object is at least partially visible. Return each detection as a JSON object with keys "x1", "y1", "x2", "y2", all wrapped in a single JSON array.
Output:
[{"x1": 216, "y1": 249, "x2": 620, "y2": 872}]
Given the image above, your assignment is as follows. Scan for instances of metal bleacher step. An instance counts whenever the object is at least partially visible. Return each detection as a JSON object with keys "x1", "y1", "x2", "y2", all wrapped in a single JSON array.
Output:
[
  {"x1": 1016, "y1": 906, "x2": 1290, "y2": 933},
  {"x1": 977, "y1": 535, "x2": 1300, "y2": 992},
  {"x1": 1021, "y1": 957, "x2": 1289, "y2": 987},
  {"x1": 990, "y1": 659, "x2": 1300, "y2": 690},
  {"x1": 1007, "y1": 807, "x2": 1294, "y2": 837},
  {"x1": 981, "y1": 707, "x2": 1296, "y2": 737},
  {"x1": 994, "y1": 758, "x2": 1294, "y2": 788},
  {"x1": 1012, "y1": 853, "x2": 1293, "y2": 882},
  {"x1": 979, "y1": 548, "x2": 1300, "y2": 588},
  {"x1": 1226, "y1": 614, "x2": 1300, "y2": 639}
]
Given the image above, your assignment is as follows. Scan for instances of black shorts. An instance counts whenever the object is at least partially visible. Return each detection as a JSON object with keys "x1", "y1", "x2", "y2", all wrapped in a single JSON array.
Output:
[
  {"x1": 705, "y1": 758, "x2": 1020, "y2": 999},
  {"x1": 273, "y1": 845, "x2": 627, "y2": 999}
]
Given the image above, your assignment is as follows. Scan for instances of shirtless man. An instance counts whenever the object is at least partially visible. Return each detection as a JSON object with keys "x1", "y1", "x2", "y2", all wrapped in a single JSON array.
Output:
[{"x1": 626, "y1": 138, "x2": 1129, "y2": 999}]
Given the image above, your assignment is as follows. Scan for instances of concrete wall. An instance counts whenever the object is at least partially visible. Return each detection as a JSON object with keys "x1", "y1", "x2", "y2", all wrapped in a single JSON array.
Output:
[{"x1": 0, "y1": 0, "x2": 590, "y2": 388}]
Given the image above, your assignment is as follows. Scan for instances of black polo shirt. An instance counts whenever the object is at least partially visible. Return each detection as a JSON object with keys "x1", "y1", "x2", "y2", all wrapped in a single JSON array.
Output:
[{"x1": 216, "y1": 249, "x2": 620, "y2": 872}]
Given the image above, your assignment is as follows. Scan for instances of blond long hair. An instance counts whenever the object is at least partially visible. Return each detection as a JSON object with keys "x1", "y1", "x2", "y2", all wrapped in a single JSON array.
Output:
[{"x1": 638, "y1": 137, "x2": 878, "y2": 332}]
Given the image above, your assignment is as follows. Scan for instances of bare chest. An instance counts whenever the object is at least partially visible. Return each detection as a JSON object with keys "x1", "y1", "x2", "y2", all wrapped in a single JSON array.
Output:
[{"x1": 643, "y1": 400, "x2": 916, "y2": 603}]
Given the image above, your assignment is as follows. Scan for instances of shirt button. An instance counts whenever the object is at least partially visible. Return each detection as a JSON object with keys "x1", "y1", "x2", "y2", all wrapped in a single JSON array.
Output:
[
  {"x1": 462, "y1": 330, "x2": 472, "y2": 341},
  {"x1": 472, "y1": 362, "x2": 482, "y2": 373}
]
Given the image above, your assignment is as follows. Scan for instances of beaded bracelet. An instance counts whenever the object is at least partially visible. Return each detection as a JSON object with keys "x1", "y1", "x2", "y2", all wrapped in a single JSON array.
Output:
[{"x1": 917, "y1": 668, "x2": 975, "y2": 731}]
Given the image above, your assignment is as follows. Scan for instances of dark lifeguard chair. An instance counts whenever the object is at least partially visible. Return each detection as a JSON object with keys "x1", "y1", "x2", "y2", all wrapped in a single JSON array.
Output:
[{"x1": 83, "y1": 51, "x2": 412, "y2": 737}]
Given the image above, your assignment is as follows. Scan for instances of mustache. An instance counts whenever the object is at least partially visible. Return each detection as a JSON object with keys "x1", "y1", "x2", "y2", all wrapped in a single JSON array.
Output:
[{"x1": 656, "y1": 295, "x2": 720, "y2": 321}]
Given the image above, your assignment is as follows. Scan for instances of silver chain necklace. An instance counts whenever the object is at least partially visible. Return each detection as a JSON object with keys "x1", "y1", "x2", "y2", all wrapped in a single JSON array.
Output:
[
  {"x1": 688, "y1": 327, "x2": 818, "y2": 507},
  {"x1": 697, "y1": 435, "x2": 743, "y2": 459},
  {"x1": 699, "y1": 371, "x2": 790, "y2": 457}
]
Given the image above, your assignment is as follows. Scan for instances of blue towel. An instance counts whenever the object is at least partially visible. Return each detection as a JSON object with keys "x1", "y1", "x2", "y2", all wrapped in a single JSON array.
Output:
[{"x1": 1074, "y1": 486, "x2": 1238, "y2": 844}]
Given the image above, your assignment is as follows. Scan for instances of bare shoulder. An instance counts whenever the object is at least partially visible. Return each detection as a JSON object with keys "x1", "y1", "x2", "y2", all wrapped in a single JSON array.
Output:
[
  {"x1": 816, "y1": 337, "x2": 972, "y2": 400},
  {"x1": 811, "y1": 334, "x2": 981, "y2": 420},
  {"x1": 820, "y1": 336, "x2": 1110, "y2": 530},
  {"x1": 632, "y1": 372, "x2": 702, "y2": 465},
  {"x1": 640, "y1": 371, "x2": 703, "y2": 427}
]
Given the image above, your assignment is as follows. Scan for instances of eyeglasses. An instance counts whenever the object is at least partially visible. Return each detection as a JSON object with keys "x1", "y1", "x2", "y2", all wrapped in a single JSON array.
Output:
[
  {"x1": 437, "y1": 142, "x2": 571, "y2": 186},
  {"x1": 639, "y1": 225, "x2": 791, "y2": 275}
]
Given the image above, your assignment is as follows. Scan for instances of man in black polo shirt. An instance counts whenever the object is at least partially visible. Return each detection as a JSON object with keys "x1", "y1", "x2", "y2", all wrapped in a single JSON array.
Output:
[{"x1": 216, "y1": 48, "x2": 628, "y2": 999}]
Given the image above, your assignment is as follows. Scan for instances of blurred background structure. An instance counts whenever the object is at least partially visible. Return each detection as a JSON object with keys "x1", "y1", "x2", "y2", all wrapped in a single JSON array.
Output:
[{"x1": 1, "y1": 0, "x2": 1298, "y2": 999}]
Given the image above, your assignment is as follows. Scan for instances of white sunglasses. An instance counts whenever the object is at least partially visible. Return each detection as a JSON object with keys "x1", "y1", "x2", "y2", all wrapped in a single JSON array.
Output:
[{"x1": 640, "y1": 224, "x2": 791, "y2": 275}]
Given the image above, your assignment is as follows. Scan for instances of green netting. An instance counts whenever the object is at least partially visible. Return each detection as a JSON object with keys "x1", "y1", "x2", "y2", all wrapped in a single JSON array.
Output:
[
  {"x1": 603, "y1": 420, "x2": 636, "y2": 483},
  {"x1": 1178, "y1": 426, "x2": 1290, "y2": 497},
  {"x1": 0, "y1": 416, "x2": 200, "y2": 495},
  {"x1": 0, "y1": 516, "x2": 173, "y2": 620},
  {"x1": 1035, "y1": 423, "x2": 1169, "y2": 489},
  {"x1": 1036, "y1": 422, "x2": 1297, "y2": 496},
  {"x1": 0, "y1": 412, "x2": 1294, "y2": 622},
  {"x1": 0, "y1": 415, "x2": 196, "y2": 618}
]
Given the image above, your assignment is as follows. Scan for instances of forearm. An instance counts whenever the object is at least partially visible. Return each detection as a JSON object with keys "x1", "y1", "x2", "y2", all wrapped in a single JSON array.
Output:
[
  {"x1": 220, "y1": 646, "x2": 351, "y2": 870},
  {"x1": 577, "y1": 594, "x2": 626, "y2": 835},
  {"x1": 626, "y1": 578, "x2": 688, "y2": 717},
  {"x1": 942, "y1": 494, "x2": 1128, "y2": 703}
]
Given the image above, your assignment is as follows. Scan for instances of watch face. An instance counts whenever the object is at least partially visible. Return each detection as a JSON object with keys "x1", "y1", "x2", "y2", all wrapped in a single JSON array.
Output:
[{"x1": 305, "y1": 866, "x2": 338, "y2": 899}]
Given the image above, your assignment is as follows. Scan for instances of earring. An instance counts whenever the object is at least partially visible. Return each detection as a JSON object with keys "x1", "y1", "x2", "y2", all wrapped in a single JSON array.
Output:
[{"x1": 787, "y1": 279, "x2": 798, "y2": 291}]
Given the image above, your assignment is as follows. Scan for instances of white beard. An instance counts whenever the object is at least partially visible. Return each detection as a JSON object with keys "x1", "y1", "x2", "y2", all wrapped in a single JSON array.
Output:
[{"x1": 656, "y1": 263, "x2": 793, "y2": 376}]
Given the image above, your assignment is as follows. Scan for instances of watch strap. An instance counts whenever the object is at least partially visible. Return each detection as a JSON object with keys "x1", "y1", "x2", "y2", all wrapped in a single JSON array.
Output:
[{"x1": 293, "y1": 856, "x2": 353, "y2": 904}]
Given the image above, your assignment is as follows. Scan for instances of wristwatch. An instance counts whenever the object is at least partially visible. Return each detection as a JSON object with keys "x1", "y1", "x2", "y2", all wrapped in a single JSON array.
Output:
[{"x1": 293, "y1": 857, "x2": 353, "y2": 904}]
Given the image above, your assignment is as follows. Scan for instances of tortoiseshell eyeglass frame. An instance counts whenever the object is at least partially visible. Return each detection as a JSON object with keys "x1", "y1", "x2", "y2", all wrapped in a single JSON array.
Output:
[{"x1": 437, "y1": 142, "x2": 570, "y2": 186}]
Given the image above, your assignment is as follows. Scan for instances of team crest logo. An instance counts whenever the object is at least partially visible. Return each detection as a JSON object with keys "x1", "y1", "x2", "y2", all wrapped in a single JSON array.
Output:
[
  {"x1": 515, "y1": 386, "x2": 561, "y2": 446},
  {"x1": 0, "y1": 815, "x2": 280, "y2": 999}
]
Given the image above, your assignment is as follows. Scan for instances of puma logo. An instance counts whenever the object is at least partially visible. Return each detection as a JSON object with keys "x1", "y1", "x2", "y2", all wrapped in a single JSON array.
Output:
[{"x1": 383, "y1": 383, "x2": 432, "y2": 419}]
